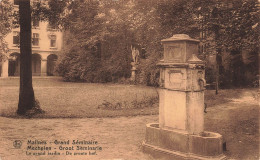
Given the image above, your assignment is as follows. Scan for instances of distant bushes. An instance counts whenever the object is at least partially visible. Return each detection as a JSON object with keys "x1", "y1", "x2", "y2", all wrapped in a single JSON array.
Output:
[
  {"x1": 56, "y1": 45, "x2": 162, "y2": 86},
  {"x1": 56, "y1": 36, "x2": 132, "y2": 83},
  {"x1": 136, "y1": 55, "x2": 161, "y2": 87}
]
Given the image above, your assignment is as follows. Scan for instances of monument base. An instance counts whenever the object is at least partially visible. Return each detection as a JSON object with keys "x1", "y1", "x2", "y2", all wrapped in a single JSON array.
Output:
[{"x1": 142, "y1": 123, "x2": 226, "y2": 160}]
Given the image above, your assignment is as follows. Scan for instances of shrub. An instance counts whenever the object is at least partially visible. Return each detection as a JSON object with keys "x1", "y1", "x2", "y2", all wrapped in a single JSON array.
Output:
[
  {"x1": 56, "y1": 36, "x2": 132, "y2": 83},
  {"x1": 97, "y1": 91, "x2": 159, "y2": 110}
]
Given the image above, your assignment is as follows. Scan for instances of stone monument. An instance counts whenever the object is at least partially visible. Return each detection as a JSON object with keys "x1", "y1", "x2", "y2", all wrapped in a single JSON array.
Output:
[{"x1": 142, "y1": 34, "x2": 226, "y2": 160}]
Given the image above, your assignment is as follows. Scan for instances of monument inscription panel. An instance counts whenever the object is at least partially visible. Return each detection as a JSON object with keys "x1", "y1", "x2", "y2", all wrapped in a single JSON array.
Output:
[
  {"x1": 164, "y1": 68, "x2": 187, "y2": 90},
  {"x1": 164, "y1": 44, "x2": 184, "y2": 62}
]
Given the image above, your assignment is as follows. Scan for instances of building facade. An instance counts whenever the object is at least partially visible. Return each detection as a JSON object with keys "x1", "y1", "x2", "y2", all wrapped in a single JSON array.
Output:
[{"x1": 0, "y1": 1, "x2": 63, "y2": 77}]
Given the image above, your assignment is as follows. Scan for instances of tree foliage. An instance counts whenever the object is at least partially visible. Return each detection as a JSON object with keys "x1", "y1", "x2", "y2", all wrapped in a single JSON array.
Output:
[
  {"x1": 156, "y1": 0, "x2": 259, "y2": 87},
  {"x1": 202, "y1": 0, "x2": 259, "y2": 87},
  {"x1": 222, "y1": 0, "x2": 259, "y2": 87},
  {"x1": 56, "y1": 0, "x2": 133, "y2": 82},
  {"x1": 0, "y1": 0, "x2": 13, "y2": 61},
  {"x1": 52, "y1": 0, "x2": 258, "y2": 87}
]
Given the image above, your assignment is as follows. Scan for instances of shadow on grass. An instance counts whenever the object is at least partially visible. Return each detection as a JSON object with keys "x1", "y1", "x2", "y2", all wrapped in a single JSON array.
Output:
[{"x1": 0, "y1": 106, "x2": 159, "y2": 119}]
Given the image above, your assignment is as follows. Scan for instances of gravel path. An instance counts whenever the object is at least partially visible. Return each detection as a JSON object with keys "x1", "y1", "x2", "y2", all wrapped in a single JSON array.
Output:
[{"x1": 0, "y1": 115, "x2": 158, "y2": 160}]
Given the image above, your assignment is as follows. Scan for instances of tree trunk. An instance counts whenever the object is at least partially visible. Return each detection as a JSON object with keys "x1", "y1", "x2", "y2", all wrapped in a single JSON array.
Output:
[
  {"x1": 230, "y1": 49, "x2": 245, "y2": 87},
  {"x1": 212, "y1": 7, "x2": 221, "y2": 95},
  {"x1": 215, "y1": 63, "x2": 219, "y2": 95},
  {"x1": 215, "y1": 50, "x2": 222, "y2": 94},
  {"x1": 17, "y1": 0, "x2": 36, "y2": 115}
]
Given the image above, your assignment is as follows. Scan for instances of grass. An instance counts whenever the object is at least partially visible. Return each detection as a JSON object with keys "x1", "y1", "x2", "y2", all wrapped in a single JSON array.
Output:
[
  {"x1": 0, "y1": 77, "x2": 159, "y2": 118},
  {"x1": 0, "y1": 77, "x2": 258, "y2": 119},
  {"x1": 0, "y1": 77, "x2": 258, "y2": 118}
]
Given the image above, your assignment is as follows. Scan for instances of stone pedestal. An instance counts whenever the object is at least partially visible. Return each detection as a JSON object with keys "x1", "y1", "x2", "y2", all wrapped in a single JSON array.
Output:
[
  {"x1": 142, "y1": 34, "x2": 226, "y2": 160},
  {"x1": 130, "y1": 62, "x2": 137, "y2": 81}
]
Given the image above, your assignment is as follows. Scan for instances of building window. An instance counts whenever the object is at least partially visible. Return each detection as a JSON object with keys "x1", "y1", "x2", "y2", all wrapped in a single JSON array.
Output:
[
  {"x1": 32, "y1": 19, "x2": 40, "y2": 28},
  {"x1": 50, "y1": 35, "x2": 57, "y2": 48},
  {"x1": 13, "y1": 31, "x2": 20, "y2": 45},
  {"x1": 32, "y1": 33, "x2": 39, "y2": 46}
]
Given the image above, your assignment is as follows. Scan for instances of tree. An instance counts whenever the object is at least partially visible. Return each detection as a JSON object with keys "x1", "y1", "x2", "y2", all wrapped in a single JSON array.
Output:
[
  {"x1": 201, "y1": 0, "x2": 259, "y2": 87},
  {"x1": 223, "y1": 0, "x2": 259, "y2": 87},
  {"x1": 48, "y1": 0, "x2": 259, "y2": 88},
  {"x1": 17, "y1": 0, "x2": 43, "y2": 115},
  {"x1": 56, "y1": 0, "x2": 136, "y2": 82},
  {"x1": 155, "y1": 0, "x2": 259, "y2": 88},
  {"x1": 15, "y1": 0, "x2": 73, "y2": 115},
  {"x1": 55, "y1": 0, "x2": 107, "y2": 82}
]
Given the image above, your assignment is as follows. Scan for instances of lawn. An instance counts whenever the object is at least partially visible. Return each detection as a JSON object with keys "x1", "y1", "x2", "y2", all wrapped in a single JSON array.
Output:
[
  {"x1": 0, "y1": 77, "x2": 159, "y2": 118},
  {"x1": 0, "y1": 77, "x2": 259, "y2": 159}
]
